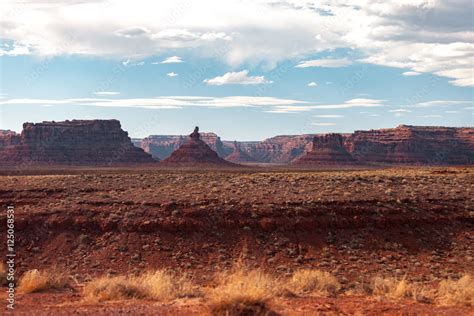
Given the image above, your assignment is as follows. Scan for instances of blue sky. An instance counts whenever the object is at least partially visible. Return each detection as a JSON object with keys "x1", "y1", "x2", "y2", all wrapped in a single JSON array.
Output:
[{"x1": 0, "y1": 1, "x2": 472, "y2": 140}]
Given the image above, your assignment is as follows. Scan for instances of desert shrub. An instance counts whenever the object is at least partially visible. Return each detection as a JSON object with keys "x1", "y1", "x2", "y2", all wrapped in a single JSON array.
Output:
[
  {"x1": 0, "y1": 263, "x2": 7, "y2": 286},
  {"x1": 83, "y1": 269, "x2": 198, "y2": 303},
  {"x1": 18, "y1": 269, "x2": 71, "y2": 294},
  {"x1": 207, "y1": 268, "x2": 281, "y2": 316},
  {"x1": 436, "y1": 274, "x2": 473, "y2": 306},
  {"x1": 289, "y1": 269, "x2": 340, "y2": 297}
]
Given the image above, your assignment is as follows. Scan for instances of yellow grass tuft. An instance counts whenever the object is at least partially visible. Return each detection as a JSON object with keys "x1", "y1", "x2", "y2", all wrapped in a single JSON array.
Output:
[
  {"x1": 436, "y1": 274, "x2": 474, "y2": 306},
  {"x1": 18, "y1": 269, "x2": 71, "y2": 294},
  {"x1": 0, "y1": 263, "x2": 7, "y2": 286},
  {"x1": 369, "y1": 276, "x2": 432, "y2": 303},
  {"x1": 207, "y1": 268, "x2": 281, "y2": 316},
  {"x1": 83, "y1": 269, "x2": 198, "y2": 303},
  {"x1": 289, "y1": 269, "x2": 341, "y2": 297}
]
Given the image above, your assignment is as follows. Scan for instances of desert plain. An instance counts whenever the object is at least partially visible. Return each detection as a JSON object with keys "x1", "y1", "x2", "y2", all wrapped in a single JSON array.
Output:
[{"x1": 0, "y1": 166, "x2": 472, "y2": 315}]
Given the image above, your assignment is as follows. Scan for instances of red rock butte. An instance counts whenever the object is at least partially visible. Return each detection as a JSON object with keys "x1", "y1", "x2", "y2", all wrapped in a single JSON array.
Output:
[
  {"x1": 161, "y1": 127, "x2": 237, "y2": 166},
  {"x1": 0, "y1": 120, "x2": 155, "y2": 165}
]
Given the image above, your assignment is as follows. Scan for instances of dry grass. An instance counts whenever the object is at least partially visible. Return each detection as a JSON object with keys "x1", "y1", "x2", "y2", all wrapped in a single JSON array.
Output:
[
  {"x1": 369, "y1": 276, "x2": 432, "y2": 303},
  {"x1": 436, "y1": 274, "x2": 473, "y2": 306},
  {"x1": 207, "y1": 267, "x2": 281, "y2": 316},
  {"x1": 0, "y1": 263, "x2": 7, "y2": 286},
  {"x1": 83, "y1": 269, "x2": 198, "y2": 303},
  {"x1": 18, "y1": 269, "x2": 71, "y2": 294},
  {"x1": 289, "y1": 269, "x2": 341, "y2": 297}
]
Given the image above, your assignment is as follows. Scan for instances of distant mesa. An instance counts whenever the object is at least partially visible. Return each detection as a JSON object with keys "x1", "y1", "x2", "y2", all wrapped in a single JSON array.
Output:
[
  {"x1": 0, "y1": 120, "x2": 156, "y2": 165},
  {"x1": 294, "y1": 133, "x2": 355, "y2": 165},
  {"x1": 225, "y1": 141, "x2": 255, "y2": 163},
  {"x1": 139, "y1": 131, "x2": 231, "y2": 160},
  {"x1": 160, "y1": 127, "x2": 237, "y2": 166}
]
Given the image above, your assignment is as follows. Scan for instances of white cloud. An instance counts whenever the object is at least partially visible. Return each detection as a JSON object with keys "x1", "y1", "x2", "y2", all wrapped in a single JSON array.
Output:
[
  {"x1": 311, "y1": 122, "x2": 336, "y2": 126},
  {"x1": 0, "y1": 0, "x2": 472, "y2": 86},
  {"x1": 402, "y1": 71, "x2": 421, "y2": 76},
  {"x1": 389, "y1": 109, "x2": 411, "y2": 113},
  {"x1": 122, "y1": 59, "x2": 145, "y2": 67},
  {"x1": 204, "y1": 70, "x2": 272, "y2": 85},
  {"x1": 307, "y1": 81, "x2": 317, "y2": 87},
  {"x1": 115, "y1": 27, "x2": 150, "y2": 38},
  {"x1": 0, "y1": 43, "x2": 30, "y2": 56},
  {"x1": 445, "y1": 110, "x2": 460, "y2": 113},
  {"x1": 414, "y1": 100, "x2": 472, "y2": 107},
  {"x1": 152, "y1": 29, "x2": 231, "y2": 42},
  {"x1": 167, "y1": 72, "x2": 178, "y2": 77},
  {"x1": 313, "y1": 115, "x2": 343, "y2": 118},
  {"x1": 264, "y1": 105, "x2": 315, "y2": 114},
  {"x1": 418, "y1": 115, "x2": 443, "y2": 118},
  {"x1": 296, "y1": 58, "x2": 352, "y2": 68},
  {"x1": 155, "y1": 56, "x2": 183, "y2": 64},
  {"x1": 93, "y1": 91, "x2": 120, "y2": 96},
  {"x1": 0, "y1": 96, "x2": 306, "y2": 110},
  {"x1": 312, "y1": 98, "x2": 386, "y2": 109}
]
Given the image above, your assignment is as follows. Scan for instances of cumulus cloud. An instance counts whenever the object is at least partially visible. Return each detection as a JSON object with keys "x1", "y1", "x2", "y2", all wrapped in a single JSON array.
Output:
[
  {"x1": 166, "y1": 72, "x2": 178, "y2": 77},
  {"x1": 0, "y1": 0, "x2": 472, "y2": 86},
  {"x1": 296, "y1": 58, "x2": 352, "y2": 68},
  {"x1": 204, "y1": 70, "x2": 272, "y2": 85},
  {"x1": 307, "y1": 81, "x2": 318, "y2": 87}
]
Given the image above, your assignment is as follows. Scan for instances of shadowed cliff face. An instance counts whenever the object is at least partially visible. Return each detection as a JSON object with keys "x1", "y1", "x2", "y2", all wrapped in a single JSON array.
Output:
[{"x1": 0, "y1": 120, "x2": 156, "y2": 165}]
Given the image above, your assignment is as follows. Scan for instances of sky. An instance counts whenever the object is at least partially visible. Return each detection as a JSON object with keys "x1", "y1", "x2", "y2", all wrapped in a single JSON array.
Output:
[{"x1": 0, "y1": 0, "x2": 472, "y2": 141}]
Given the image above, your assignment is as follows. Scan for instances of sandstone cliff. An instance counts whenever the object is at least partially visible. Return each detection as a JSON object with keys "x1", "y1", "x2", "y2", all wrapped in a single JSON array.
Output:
[
  {"x1": 294, "y1": 134, "x2": 355, "y2": 165},
  {"x1": 225, "y1": 141, "x2": 256, "y2": 163},
  {"x1": 0, "y1": 120, "x2": 155, "y2": 165},
  {"x1": 345, "y1": 125, "x2": 474, "y2": 164},
  {"x1": 227, "y1": 135, "x2": 315, "y2": 163}
]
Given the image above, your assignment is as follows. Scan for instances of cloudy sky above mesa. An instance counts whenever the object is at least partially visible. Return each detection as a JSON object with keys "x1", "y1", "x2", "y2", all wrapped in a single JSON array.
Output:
[{"x1": 0, "y1": 0, "x2": 472, "y2": 140}]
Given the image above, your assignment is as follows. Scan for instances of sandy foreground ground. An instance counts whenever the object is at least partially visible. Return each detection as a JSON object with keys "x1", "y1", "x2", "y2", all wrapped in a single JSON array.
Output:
[{"x1": 0, "y1": 166, "x2": 473, "y2": 315}]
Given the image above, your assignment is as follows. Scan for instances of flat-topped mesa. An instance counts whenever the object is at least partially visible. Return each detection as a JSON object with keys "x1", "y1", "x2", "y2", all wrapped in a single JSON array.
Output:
[
  {"x1": 0, "y1": 119, "x2": 156, "y2": 165},
  {"x1": 161, "y1": 126, "x2": 237, "y2": 166},
  {"x1": 293, "y1": 133, "x2": 355, "y2": 165},
  {"x1": 345, "y1": 125, "x2": 474, "y2": 164}
]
